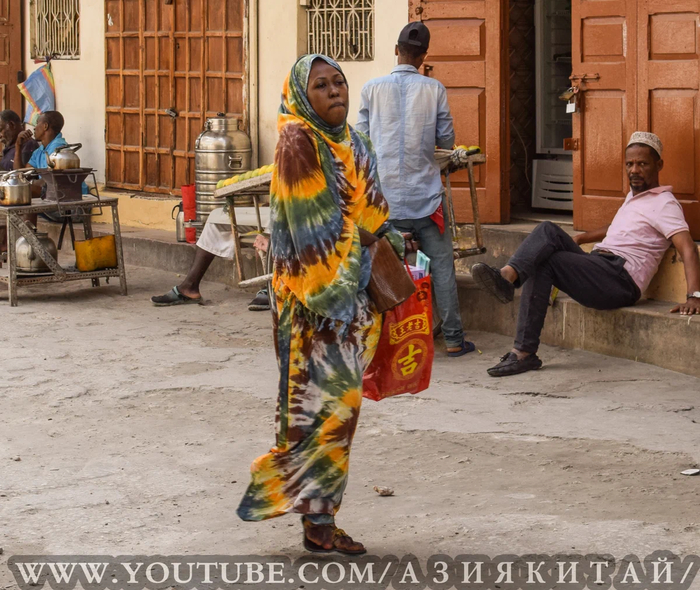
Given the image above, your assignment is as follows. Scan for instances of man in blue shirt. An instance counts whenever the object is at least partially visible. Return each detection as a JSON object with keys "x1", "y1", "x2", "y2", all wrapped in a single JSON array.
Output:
[
  {"x1": 356, "y1": 22, "x2": 474, "y2": 357},
  {"x1": 16, "y1": 110, "x2": 88, "y2": 197},
  {"x1": 16, "y1": 111, "x2": 69, "y2": 170}
]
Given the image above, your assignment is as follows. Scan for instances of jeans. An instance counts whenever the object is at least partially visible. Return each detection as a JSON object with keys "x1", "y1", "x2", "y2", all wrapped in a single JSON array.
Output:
[
  {"x1": 391, "y1": 214, "x2": 465, "y2": 347},
  {"x1": 509, "y1": 221, "x2": 641, "y2": 353}
]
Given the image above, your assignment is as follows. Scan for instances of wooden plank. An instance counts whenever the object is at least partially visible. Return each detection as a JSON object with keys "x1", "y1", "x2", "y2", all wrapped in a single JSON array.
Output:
[{"x1": 214, "y1": 172, "x2": 272, "y2": 198}]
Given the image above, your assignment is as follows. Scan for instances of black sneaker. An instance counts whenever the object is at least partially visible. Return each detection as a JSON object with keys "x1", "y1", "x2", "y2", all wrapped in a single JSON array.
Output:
[
  {"x1": 248, "y1": 289, "x2": 270, "y2": 311},
  {"x1": 487, "y1": 352, "x2": 542, "y2": 377},
  {"x1": 471, "y1": 263, "x2": 515, "y2": 303}
]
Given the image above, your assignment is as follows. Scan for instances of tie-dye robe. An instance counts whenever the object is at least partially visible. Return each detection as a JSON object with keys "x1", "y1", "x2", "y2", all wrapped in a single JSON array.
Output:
[{"x1": 237, "y1": 55, "x2": 400, "y2": 522}]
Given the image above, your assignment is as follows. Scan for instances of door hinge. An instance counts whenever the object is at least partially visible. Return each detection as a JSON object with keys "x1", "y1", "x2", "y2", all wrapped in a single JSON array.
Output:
[{"x1": 564, "y1": 138, "x2": 579, "y2": 151}]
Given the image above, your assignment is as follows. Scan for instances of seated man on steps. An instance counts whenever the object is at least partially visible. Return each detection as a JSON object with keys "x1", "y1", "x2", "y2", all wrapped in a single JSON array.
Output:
[
  {"x1": 151, "y1": 206, "x2": 270, "y2": 310},
  {"x1": 472, "y1": 131, "x2": 700, "y2": 377}
]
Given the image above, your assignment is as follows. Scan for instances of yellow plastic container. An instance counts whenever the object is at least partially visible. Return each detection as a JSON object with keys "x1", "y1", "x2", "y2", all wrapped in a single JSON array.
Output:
[{"x1": 74, "y1": 235, "x2": 118, "y2": 272}]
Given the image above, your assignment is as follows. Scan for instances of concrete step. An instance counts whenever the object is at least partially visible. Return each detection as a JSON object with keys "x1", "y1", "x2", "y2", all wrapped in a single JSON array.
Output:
[
  {"x1": 47, "y1": 219, "x2": 699, "y2": 378},
  {"x1": 458, "y1": 275, "x2": 700, "y2": 379}
]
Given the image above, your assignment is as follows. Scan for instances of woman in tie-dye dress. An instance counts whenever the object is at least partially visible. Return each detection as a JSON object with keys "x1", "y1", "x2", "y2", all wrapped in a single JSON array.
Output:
[{"x1": 237, "y1": 54, "x2": 404, "y2": 554}]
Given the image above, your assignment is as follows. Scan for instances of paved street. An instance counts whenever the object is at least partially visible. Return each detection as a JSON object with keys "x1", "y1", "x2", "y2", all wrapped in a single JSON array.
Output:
[{"x1": 1, "y1": 266, "x2": 699, "y2": 588}]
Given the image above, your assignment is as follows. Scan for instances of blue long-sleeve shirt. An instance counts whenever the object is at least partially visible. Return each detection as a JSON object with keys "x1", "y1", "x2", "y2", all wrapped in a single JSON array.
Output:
[{"x1": 356, "y1": 65, "x2": 455, "y2": 220}]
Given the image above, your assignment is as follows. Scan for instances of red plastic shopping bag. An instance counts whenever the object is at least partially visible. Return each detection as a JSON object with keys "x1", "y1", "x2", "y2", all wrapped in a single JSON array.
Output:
[{"x1": 362, "y1": 276, "x2": 434, "y2": 401}]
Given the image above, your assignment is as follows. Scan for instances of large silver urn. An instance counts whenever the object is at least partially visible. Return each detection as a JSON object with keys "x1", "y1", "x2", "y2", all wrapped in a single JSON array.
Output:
[{"x1": 194, "y1": 115, "x2": 252, "y2": 236}]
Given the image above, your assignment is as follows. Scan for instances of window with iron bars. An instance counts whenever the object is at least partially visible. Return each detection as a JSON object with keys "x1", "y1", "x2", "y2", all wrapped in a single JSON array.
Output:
[
  {"x1": 306, "y1": 0, "x2": 374, "y2": 62},
  {"x1": 30, "y1": 0, "x2": 81, "y2": 60}
]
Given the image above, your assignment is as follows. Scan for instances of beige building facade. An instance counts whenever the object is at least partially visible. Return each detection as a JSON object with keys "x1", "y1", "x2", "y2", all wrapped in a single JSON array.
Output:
[{"x1": 15, "y1": 0, "x2": 407, "y2": 208}]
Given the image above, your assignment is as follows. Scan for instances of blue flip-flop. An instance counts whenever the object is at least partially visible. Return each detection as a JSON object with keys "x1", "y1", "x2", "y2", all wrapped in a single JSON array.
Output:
[{"x1": 447, "y1": 340, "x2": 476, "y2": 357}]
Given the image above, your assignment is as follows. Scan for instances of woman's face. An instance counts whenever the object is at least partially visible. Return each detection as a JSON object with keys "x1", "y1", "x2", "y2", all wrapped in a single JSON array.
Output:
[{"x1": 306, "y1": 59, "x2": 348, "y2": 128}]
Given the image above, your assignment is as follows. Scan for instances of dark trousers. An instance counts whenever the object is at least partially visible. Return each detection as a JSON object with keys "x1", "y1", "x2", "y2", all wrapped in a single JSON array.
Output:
[{"x1": 508, "y1": 222, "x2": 641, "y2": 353}]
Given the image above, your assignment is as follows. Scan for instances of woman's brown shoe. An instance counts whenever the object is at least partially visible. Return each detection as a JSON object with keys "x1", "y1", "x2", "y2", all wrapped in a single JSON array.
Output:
[{"x1": 302, "y1": 520, "x2": 366, "y2": 555}]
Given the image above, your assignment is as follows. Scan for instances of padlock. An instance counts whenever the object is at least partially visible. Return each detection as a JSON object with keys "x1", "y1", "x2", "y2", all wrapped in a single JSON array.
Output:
[
  {"x1": 566, "y1": 86, "x2": 581, "y2": 113},
  {"x1": 559, "y1": 86, "x2": 576, "y2": 101}
]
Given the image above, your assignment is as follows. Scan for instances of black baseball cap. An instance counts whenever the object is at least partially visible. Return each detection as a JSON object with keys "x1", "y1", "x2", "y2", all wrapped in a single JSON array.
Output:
[{"x1": 398, "y1": 22, "x2": 430, "y2": 52}]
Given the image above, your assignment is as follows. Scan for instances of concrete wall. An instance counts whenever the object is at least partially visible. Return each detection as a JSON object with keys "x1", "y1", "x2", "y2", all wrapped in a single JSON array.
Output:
[
  {"x1": 257, "y1": 0, "x2": 408, "y2": 164},
  {"x1": 22, "y1": 0, "x2": 106, "y2": 182}
]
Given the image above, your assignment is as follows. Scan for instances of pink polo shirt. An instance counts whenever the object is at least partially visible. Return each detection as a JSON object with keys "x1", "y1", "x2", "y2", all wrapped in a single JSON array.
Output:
[{"x1": 593, "y1": 186, "x2": 689, "y2": 293}]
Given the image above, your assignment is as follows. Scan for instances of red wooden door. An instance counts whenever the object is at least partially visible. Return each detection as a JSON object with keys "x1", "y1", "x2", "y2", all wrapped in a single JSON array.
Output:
[
  {"x1": 637, "y1": 0, "x2": 700, "y2": 237},
  {"x1": 0, "y1": 0, "x2": 22, "y2": 113},
  {"x1": 571, "y1": 0, "x2": 638, "y2": 231},
  {"x1": 409, "y1": 0, "x2": 509, "y2": 224},
  {"x1": 105, "y1": 0, "x2": 247, "y2": 194}
]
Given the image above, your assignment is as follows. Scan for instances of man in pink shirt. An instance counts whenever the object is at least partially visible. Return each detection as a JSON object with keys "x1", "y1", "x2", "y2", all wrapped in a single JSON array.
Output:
[{"x1": 472, "y1": 131, "x2": 700, "y2": 377}]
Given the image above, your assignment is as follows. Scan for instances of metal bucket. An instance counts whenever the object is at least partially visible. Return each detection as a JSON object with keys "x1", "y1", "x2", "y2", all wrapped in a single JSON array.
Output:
[{"x1": 194, "y1": 115, "x2": 252, "y2": 236}]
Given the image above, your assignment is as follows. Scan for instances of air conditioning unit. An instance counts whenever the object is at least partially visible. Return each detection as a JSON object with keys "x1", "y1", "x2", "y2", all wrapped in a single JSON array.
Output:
[{"x1": 532, "y1": 159, "x2": 573, "y2": 210}]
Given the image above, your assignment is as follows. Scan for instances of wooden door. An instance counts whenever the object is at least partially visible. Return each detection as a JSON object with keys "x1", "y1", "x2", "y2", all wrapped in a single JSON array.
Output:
[
  {"x1": 409, "y1": 0, "x2": 510, "y2": 224},
  {"x1": 105, "y1": 0, "x2": 247, "y2": 194},
  {"x1": 0, "y1": 0, "x2": 22, "y2": 112},
  {"x1": 571, "y1": 0, "x2": 638, "y2": 231},
  {"x1": 637, "y1": 0, "x2": 700, "y2": 237}
]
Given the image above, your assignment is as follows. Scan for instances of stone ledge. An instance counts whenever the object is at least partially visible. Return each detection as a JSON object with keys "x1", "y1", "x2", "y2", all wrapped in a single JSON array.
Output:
[
  {"x1": 62, "y1": 220, "x2": 699, "y2": 377},
  {"x1": 457, "y1": 275, "x2": 700, "y2": 378}
]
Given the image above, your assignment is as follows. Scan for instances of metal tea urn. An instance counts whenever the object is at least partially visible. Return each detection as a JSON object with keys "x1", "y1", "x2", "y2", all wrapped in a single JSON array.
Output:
[
  {"x1": 194, "y1": 115, "x2": 252, "y2": 236},
  {"x1": 46, "y1": 143, "x2": 82, "y2": 170},
  {"x1": 15, "y1": 232, "x2": 58, "y2": 272}
]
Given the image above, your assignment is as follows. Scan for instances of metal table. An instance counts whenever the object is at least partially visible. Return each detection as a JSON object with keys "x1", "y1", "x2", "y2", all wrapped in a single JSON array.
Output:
[{"x1": 0, "y1": 196, "x2": 127, "y2": 306}]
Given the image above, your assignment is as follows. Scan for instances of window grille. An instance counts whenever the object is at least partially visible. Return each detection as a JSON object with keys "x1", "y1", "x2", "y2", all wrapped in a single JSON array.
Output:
[
  {"x1": 31, "y1": 0, "x2": 81, "y2": 60},
  {"x1": 307, "y1": 0, "x2": 374, "y2": 61}
]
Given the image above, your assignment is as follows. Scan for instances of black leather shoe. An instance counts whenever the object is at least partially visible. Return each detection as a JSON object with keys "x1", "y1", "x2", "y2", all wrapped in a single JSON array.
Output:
[
  {"x1": 487, "y1": 352, "x2": 542, "y2": 377},
  {"x1": 471, "y1": 263, "x2": 515, "y2": 303}
]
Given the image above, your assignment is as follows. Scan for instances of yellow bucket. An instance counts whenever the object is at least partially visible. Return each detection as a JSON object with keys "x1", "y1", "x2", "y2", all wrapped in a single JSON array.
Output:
[{"x1": 75, "y1": 235, "x2": 118, "y2": 272}]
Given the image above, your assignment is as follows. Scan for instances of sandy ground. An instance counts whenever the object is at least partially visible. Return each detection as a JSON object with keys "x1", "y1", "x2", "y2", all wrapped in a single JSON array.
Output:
[{"x1": 1, "y1": 265, "x2": 699, "y2": 587}]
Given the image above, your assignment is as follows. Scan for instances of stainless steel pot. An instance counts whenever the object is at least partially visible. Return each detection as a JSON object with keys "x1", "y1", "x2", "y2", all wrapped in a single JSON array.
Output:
[
  {"x1": 46, "y1": 143, "x2": 82, "y2": 170},
  {"x1": 0, "y1": 169, "x2": 32, "y2": 206},
  {"x1": 15, "y1": 232, "x2": 58, "y2": 272}
]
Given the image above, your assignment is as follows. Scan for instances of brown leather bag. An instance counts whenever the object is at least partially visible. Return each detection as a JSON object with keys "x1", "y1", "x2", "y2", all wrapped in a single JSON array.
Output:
[{"x1": 366, "y1": 236, "x2": 416, "y2": 313}]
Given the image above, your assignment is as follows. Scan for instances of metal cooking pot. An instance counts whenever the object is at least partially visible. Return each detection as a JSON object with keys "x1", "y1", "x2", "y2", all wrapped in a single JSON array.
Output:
[
  {"x1": 46, "y1": 143, "x2": 82, "y2": 170},
  {"x1": 15, "y1": 231, "x2": 58, "y2": 272},
  {"x1": 0, "y1": 169, "x2": 32, "y2": 206}
]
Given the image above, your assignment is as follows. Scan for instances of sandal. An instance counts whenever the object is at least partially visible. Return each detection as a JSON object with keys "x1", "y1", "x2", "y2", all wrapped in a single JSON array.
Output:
[
  {"x1": 151, "y1": 286, "x2": 203, "y2": 307},
  {"x1": 302, "y1": 520, "x2": 367, "y2": 555},
  {"x1": 447, "y1": 340, "x2": 476, "y2": 357}
]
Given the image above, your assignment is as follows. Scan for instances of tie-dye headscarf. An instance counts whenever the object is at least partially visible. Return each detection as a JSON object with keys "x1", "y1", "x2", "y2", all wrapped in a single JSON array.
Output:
[{"x1": 270, "y1": 54, "x2": 392, "y2": 324}]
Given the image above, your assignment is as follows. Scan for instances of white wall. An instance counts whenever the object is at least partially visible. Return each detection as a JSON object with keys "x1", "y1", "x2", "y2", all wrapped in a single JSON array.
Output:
[
  {"x1": 257, "y1": 0, "x2": 408, "y2": 165},
  {"x1": 23, "y1": 1, "x2": 106, "y2": 182},
  {"x1": 19, "y1": 0, "x2": 409, "y2": 185}
]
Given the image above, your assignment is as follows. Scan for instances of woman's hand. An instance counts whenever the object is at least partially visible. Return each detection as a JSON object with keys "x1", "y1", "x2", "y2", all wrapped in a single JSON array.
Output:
[{"x1": 253, "y1": 234, "x2": 270, "y2": 253}]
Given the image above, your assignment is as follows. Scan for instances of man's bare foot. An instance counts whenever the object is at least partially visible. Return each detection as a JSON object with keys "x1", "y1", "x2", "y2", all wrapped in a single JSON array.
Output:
[
  {"x1": 511, "y1": 348, "x2": 531, "y2": 361},
  {"x1": 177, "y1": 285, "x2": 201, "y2": 300},
  {"x1": 501, "y1": 265, "x2": 518, "y2": 283}
]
